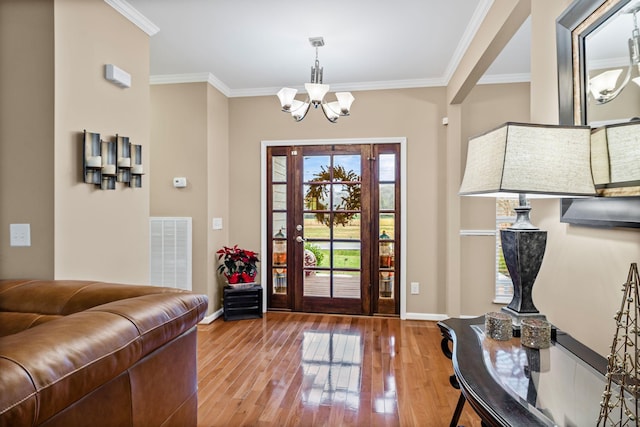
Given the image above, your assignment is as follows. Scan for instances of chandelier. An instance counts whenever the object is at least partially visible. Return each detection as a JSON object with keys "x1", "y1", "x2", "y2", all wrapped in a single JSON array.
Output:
[
  {"x1": 277, "y1": 37, "x2": 354, "y2": 123},
  {"x1": 589, "y1": 5, "x2": 640, "y2": 104}
]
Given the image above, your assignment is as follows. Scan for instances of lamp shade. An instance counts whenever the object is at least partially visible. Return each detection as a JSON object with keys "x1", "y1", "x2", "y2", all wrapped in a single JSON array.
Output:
[
  {"x1": 322, "y1": 102, "x2": 340, "y2": 123},
  {"x1": 290, "y1": 100, "x2": 310, "y2": 122},
  {"x1": 277, "y1": 87, "x2": 297, "y2": 111},
  {"x1": 459, "y1": 122, "x2": 595, "y2": 197},
  {"x1": 591, "y1": 120, "x2": 640, "y2": 185},
  {"x1": 305, "y1": 83, "x2": 330, "y2": 103},
  {"x1": 335, "y1": 92, "x2": 355, "y2": 115},
  {"x1": 588, "y1": 69, "x2": 623, "y2": 102}
]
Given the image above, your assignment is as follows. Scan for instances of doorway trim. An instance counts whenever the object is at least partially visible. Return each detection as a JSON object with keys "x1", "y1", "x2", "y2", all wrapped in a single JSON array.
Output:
[{"x1": 260, "y1": 137, "x2": 408, "y2": 319}]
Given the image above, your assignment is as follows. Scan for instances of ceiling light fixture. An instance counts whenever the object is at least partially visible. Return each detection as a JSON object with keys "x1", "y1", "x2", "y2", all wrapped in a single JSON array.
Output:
[
  {"x1": 589, "y1": 5, "x2": 640, "y2": 104},
  {"x1": 277, "y1": 37, "x2": 354, "y2": 123}
]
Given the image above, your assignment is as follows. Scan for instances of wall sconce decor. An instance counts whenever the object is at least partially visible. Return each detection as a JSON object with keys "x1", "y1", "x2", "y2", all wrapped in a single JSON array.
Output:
[
  {"x1": 459, "y1": 122, "x2": 595, "y2": 332},
  {"x1": 83, "y1": 130, "x2": 102, "y2": 185},
  {"x1": 83, "y1": 130, "x2": 143, "y2": 190}
]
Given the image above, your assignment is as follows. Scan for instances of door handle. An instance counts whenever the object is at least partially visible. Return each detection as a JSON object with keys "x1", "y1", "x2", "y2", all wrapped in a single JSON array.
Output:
[{"x1": 295, "y1": 236, "x2": 306, "y2": 243}]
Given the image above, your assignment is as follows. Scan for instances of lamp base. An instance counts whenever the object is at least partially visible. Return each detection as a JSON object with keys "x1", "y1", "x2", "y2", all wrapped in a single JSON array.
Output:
[
  {"x1": 500, "y1": 307, "x2": 550, "y2": 337},
  {"x1": 501, "y1": 229, "x2": 547, "y2": 312},
  {"x1": 500, "y1": 228, "x2": 549, "y2": 336}
]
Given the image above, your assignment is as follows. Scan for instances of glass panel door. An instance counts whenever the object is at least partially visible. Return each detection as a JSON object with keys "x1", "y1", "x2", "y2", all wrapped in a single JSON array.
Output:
[
  {"x1": 297, "y1": 146, "x2": 369, "y2": 314},
  {"x1": 266, "y1": 143, "x2": 400, "y2": 316}
]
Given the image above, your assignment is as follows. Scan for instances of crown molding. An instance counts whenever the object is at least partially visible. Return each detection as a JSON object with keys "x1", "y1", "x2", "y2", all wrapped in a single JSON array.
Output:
[
  {"x1": 477, "y1": 73, "x2": 531, "y2": 84},
  {"x1": 331, "y1": 78, "x2": 449, "y2": 93},
  {"x1": 104, "y1": 0, "x2": 160, "y2": 36},
  {"x1": 589, "y1": 56, "x2": 629, "y2": 70},
  {"x1": 228, "y1": 78, "x2": 449, "y2": 98},
  {"x1": 149, "y1": 72, "x2": 529, "y2": 97},
  {"x1": 149, "y1": 73, "x2": 232, "y2": 97},
  {"x1": 443, "y1": 0, "x2": 494, "y2": 84}
]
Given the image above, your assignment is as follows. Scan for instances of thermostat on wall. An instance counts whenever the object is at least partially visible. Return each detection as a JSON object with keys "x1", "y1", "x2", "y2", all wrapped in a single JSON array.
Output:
[{"x1": 173, "y1": 177, "x2": 187, "y2": 188}]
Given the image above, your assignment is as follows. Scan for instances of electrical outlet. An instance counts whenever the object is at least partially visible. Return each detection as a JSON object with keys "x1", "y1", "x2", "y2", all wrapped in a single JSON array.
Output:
[
  {"x1": 10, "y1": 224, "x2": 31, "y2": 247},
  {"x1": 411, "y1": 282, "x2": 419, "y2": 295}
]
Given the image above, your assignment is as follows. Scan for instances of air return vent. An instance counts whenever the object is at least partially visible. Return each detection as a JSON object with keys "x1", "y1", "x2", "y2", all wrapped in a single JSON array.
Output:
[{"x1": 149, "y1": 217, "x2": 192, "y2": 290}]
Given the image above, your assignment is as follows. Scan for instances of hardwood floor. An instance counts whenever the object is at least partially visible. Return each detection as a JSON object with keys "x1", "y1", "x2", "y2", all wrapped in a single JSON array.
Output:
[{"x1": 196, "y1": 312, "x2": 482, "y2": 426}]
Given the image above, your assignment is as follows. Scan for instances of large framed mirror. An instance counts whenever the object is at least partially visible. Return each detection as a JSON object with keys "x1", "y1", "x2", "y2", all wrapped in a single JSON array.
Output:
[{"x1": 557, "y1": 0, "x2": 640, "y2": 228}]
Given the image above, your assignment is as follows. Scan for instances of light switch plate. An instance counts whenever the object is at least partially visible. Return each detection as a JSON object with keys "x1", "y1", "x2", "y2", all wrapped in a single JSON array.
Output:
[
  {"x1": 10, "y1": 224, "x2": 31, "y2": 247},
  {"x1": 212, "y1": 218, "x2": 223, "y2": 230}
]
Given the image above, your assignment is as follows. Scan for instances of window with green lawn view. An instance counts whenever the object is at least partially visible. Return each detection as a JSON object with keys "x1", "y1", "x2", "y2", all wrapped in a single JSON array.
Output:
[{"x1": 495, "y1": 198, "x2": 517, "y2": 303}]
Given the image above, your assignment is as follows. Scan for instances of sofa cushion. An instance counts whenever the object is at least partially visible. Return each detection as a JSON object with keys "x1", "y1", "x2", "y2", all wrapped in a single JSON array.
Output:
[{"x1": 0, "y1": 312, "x2": 64, "y2": 337}]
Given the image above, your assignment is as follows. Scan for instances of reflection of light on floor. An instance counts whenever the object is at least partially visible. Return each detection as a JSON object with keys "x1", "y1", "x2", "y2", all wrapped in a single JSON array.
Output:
[
  {"x1": 301, "y1": 331, "x2": 363, "y2": 409},
  {"x1": 373, "y1": 345, "x2": 398, "y2": 414},
  {"x1": 374, "y1": 396, "x2": 396, "y2": 414}
]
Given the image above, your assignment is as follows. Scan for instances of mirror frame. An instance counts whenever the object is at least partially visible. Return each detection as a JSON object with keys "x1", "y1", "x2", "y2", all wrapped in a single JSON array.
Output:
[{"x1": 557, "y1": 0, "x2": 640, "y2": 229}]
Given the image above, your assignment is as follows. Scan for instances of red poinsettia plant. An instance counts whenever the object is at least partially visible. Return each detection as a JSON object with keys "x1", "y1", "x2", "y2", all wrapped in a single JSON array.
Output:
[{"x1": 216, "y1": 245, "x2": 260, "y2": 284}]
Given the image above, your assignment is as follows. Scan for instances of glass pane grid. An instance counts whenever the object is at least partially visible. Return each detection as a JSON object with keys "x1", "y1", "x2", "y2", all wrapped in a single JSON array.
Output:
[{"x1": 302, "y1": 152, "x2": 364, "y2": 301}]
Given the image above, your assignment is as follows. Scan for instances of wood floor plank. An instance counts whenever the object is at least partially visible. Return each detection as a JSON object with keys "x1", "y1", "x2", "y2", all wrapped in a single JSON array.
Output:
[{"x1": 196, "y1": 312, "x2": 482, "y2": 426}]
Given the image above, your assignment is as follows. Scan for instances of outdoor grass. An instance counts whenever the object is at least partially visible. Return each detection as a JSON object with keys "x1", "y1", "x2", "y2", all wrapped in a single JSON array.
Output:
[{"x1": 303, "y1": 215, "x2": 396, "y2": 269}]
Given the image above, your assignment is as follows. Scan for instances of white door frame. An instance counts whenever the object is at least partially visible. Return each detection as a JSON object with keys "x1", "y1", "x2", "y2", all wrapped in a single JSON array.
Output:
[{"x1": 260, "y1": 137, "x2": 407, "y2": 319}]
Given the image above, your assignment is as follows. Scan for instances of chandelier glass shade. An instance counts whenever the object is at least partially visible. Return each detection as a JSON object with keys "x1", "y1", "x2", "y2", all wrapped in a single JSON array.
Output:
[
  {"x1": 589, "y1": 6, "x2": 640, "y2": 104},
  {"x1": 277, "y1": 37, "x2": 354, "y2": 123}
]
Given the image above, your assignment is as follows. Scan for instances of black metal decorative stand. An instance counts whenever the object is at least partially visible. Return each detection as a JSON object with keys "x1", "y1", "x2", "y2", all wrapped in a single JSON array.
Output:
[{"x1": 597, "y1": 263, "x2": 640, "y2": 426}]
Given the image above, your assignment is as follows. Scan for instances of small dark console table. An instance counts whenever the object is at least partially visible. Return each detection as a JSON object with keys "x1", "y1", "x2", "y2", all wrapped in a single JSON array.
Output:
[
  {"x1": 223, "y1": 285, "x2": 263, "y2": 321},
  {"x1": 437, "y1": 316, "x2": 620, "y2": 427}
]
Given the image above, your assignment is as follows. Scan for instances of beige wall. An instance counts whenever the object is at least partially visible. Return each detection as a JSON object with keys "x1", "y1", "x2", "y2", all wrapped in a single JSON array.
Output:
[
  {"x1": 0, "y1": 0, "x2": 55, "y2": 279},
  {"x1": 529, "y1": 0, "x2": 640, "y2": 356},
  {"x1": 53, "y1": 0, "x2": 150, "y2": 283},
  {"x1": 149, "y1": 82, "x2": 230, "y2": 313},
  {"x1": 459, "y1": 82, "x2": 531, "y2": 315},
  {"x1": 228, "y1": 89, "x2": 448, "y2": 315},
  {"x1": 148, "y1": 82, "x2": 531, "y2": 318},
  {"x1": 207, "y1": 85, "x2": 230, "y2": 312},
  {"x1": 1, "y1": 0, "x2": 150, "y2": 283},
  {"x1": 150, "y1": 83, "x2": 208, "y2": 297}
]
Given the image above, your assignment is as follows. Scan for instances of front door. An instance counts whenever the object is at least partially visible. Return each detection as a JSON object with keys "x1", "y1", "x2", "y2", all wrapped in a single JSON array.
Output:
[{"x1": 266, "y1": 143, "x2": 400, "y2": 315}]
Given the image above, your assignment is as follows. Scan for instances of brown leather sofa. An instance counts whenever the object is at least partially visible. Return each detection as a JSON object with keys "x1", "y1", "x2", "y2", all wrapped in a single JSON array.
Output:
[{"x1": 0, "y1": 279, "x2": 208, "y2": 427}]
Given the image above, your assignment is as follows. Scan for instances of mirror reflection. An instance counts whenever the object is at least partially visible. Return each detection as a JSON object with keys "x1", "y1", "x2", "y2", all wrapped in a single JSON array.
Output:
[{"x1": 585, "y1": 2, "x2": 640, "y2": 125}]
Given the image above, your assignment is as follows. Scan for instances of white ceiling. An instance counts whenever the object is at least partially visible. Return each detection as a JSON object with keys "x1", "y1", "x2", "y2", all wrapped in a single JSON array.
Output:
[{"x1": 124, "y1": 0, "x2": 531, "y2": 97}]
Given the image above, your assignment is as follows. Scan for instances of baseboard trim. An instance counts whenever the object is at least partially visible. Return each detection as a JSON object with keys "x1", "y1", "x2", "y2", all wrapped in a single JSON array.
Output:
[
  {"x1": 405, "y1": 313, "x2": 480, "y2": 321},
  {"x1": 199, "y1": 309, "x2": 223, "y2": 324},
  {"x1": 405, "y1": 312, "x2": 449, "y2": 321},
  {"x1": 200, "y1": 310, "x2": 477, "y2": 323}
]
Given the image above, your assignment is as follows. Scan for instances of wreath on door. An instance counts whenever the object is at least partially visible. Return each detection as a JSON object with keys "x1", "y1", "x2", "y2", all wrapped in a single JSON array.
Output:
[{"x1": 304, "y1": 165, "x2": 361, "y2": 227}]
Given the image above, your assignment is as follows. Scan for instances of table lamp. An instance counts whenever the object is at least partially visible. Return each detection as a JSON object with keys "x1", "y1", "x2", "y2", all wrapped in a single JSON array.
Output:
[{"x1": 459, "y1": 122, "x2": 595, "y2": 329}]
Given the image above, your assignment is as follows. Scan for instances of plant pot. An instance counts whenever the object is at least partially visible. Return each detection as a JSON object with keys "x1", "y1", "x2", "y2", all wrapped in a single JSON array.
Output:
[{"x1": 226, "y1": 282, "x2": 257, "y2": 290}]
